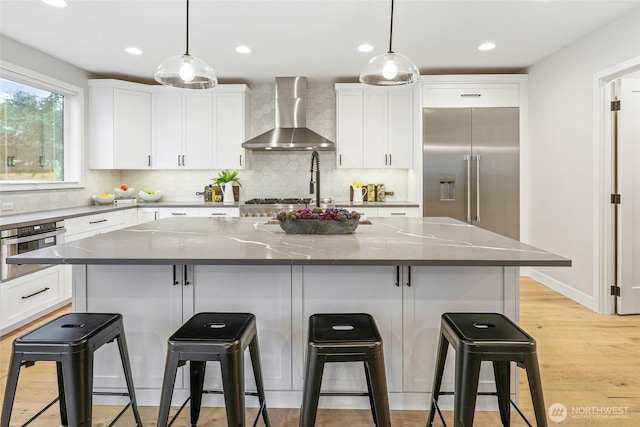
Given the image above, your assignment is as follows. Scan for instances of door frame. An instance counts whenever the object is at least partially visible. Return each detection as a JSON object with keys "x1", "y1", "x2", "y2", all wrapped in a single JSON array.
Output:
[{"x1": 593, "y1": 56, "x2": 640, "y2": 314}]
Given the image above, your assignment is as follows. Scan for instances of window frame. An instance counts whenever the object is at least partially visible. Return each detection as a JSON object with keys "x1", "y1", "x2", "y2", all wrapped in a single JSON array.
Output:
[{"x1": 0, "y1": 60, "x2": 84, "y2": 192}]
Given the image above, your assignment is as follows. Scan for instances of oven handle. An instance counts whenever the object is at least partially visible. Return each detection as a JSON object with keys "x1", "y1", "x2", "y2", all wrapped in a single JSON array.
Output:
[{"x1": 1, "y1": 228, "x2": 66, "y2": 246}]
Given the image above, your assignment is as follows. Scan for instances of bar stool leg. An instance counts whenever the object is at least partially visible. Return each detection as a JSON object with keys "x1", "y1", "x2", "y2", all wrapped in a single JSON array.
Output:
[
  {"x1": 427, "y1": 333, "x2": 449, "y2": 427},
  {"x1": 492, "y1": 361, "x2": 511, "y2": 426},
  {"x1": 363, "y1": 363, "x2": 378, "y2": 425},
  {"x1": 249, "y1": 335, "x2": 271, "y2": 426},
  {"x1": 524, "y1": 353, "x2": 548, "y2": 427},
  {"x1": 55, "y1": 361, "x2": 69, "y2": 426},
  {"x1": 115, "y1": 332, "x2": 143, "y2": 426},
  {"x1": 367, "y1": 351, "x2": 391, "y2": 427},
  {"x1": 61, "y1": 349, "x2": 93, "y2": 426},
  {"x1": 454, "y1": 351, "x2": 481, "y2": 427},
  {"x1": 220, "y1": 351, "x2": 245, "y2": 427},
  {"x1": 158, "y1": 349, "x2": 181, "y2": 427},
  {"x1": 299, "y1": 352, "x2": 325, "y2": 427},
  {"x1": 1, "y1": 351, "x2": 23, "y2": 426},
  {"x1": 190, "y1": 361, "x2": 207, "y2": 427}
]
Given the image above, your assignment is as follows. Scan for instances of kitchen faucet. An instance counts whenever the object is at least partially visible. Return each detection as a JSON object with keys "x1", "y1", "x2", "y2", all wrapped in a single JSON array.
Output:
[{"x1": 310, "y1": 150, "x2": 320, "y2": 208}]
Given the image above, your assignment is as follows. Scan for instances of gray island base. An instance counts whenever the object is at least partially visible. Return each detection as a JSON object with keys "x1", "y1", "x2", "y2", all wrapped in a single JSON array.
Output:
[{"x1": 9, "y1": 217, "x2": 570, "y2": 411}]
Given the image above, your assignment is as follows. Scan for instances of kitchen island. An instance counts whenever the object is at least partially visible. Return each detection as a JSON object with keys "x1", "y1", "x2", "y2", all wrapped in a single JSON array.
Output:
[{"x1": 8, "y1": 216, "x2": 570, "y2": 411}]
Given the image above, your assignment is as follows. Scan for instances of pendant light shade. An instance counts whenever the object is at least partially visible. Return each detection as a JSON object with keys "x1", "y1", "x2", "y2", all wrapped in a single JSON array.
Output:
[
  {"x1": 155, "y1": 0, "x2": 217, "y2": 89},
  {"x1": 359, "y1": 0, "x2": 419, "y2": 86}
]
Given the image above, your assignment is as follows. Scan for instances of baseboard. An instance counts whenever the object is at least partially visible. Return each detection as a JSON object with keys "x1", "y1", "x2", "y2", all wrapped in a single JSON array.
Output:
[{"x1": 526, "y1": 269, "x2": 597, "y2": 311}]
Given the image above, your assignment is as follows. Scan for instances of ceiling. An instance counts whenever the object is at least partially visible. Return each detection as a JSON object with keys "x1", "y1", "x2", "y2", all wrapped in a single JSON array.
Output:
[{"x1": 1, "y1": 0, "x2": 639, "y2": 85}]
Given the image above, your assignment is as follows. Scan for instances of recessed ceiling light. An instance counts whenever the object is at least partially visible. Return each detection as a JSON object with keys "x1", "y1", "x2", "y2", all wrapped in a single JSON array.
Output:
[
  {"x1": 125, "y1": 47, "x2": 143, "y2": 55},
  {"x1": 358, "y1": 44, "x2": 374, "y2": 53},
  {"x1": 478, "y1": 42, "x2": 496, "y2": 51},
  {"x1": 42, "y1": 0, "x2": 67, "y2": 7},
  {"x1": 235, "y1": 45, "x2": 251, "y2": 54}
]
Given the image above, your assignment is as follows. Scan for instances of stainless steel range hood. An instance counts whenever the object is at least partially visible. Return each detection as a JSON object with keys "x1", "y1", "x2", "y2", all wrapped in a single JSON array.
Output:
[{"x1": 242, "y1": 77, "x2": 335, "y2": 151}]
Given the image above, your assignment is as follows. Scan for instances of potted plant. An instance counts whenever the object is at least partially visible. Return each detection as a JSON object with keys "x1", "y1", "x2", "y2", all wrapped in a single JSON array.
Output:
[{"x1": 213, "y1": 170, "x2": 242, "y2": 204}]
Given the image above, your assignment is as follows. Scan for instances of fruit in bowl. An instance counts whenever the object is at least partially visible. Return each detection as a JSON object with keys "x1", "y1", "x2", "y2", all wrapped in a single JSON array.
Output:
[
  {"x1": 138, "y1": 190, "x2": 163, "y2": 202},
  {"x1": 276, "y1": 208, "x2": 361, "y2": 234},
  {"x1": 114, "y1": 185, "x2": 135, "y2": 199},
  {"x1": 92, "y1": 193, "x2": 115, "y2": 205}
]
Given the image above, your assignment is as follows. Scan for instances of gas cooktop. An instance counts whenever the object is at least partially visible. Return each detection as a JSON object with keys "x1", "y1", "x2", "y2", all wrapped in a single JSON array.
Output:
[
  {"x1": 244, "y1": 198, "x2": 312, "y2": 205},
  {"x1": 240, "y1": 198, "x2": 313, "y2": 217}
]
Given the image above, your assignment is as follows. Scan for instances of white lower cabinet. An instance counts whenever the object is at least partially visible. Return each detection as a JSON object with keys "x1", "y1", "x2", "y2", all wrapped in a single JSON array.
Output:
[
  {"x1": 0, "y1": 266, "x2": 65, "y2": 336},
  {"x1": 81, "y1": 264, "x2": 181, "y2": 390},
  {"x1": 402, "y1": 266, "x2": 512, "y2": 395},
  {"x1": 293, "y1": 265, "x2": 403, "y2": 394},
  {"x1": 190, "y1": 265, "x2": 292, "y2": 391}
]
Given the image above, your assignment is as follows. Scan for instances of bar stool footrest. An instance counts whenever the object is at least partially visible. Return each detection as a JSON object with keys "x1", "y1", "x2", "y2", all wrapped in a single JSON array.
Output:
[{"x1": 431, "y1": 394, "x2": 535, "y2": 427}]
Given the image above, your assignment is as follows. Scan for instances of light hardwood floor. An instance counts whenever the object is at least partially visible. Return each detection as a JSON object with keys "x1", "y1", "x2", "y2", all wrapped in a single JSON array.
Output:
[{"x1": 1, "y1": 277, "x2": 638, "y2": 426}]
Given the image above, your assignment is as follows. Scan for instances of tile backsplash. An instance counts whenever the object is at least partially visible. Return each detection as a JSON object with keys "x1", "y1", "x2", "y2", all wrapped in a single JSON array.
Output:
[{"x1": 2, "y1": 82, "x2": 410, "y2": 215}]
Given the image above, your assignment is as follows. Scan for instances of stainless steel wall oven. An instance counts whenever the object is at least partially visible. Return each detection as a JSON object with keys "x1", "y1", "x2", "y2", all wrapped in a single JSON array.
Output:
[{"x1": 1, "y1": 220, "x2": 65, "y2": 281}]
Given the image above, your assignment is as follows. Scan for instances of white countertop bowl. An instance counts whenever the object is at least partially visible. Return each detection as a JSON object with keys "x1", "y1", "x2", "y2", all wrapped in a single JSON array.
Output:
[
  {"x1": 138, "y1": 190, "x2": 163, "y2": 202},
  {"x1": 92, "y1": 194, "x2": 115, "y2": 205},
  {"x1": 114, "y1": 187, "x2": 136, "y2": 198}
]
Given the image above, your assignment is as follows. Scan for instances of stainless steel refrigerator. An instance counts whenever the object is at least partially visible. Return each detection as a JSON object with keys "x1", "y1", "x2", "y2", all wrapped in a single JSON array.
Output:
[{"x1": 422, "y1": 108, "x2": 519, "y2": 240}]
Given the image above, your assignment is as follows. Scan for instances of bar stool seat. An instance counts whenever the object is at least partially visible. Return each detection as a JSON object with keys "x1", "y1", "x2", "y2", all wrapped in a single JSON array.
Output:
[
  {"x1": 428, "y1": 312, "x2": 547, "y2": 427},
  {"x1": 157, "y1": 312, "x2": 270, "y2": 427},
  {"x1": 1, "y1": 312, "x2": 142, "y2": 427},
  {"x1": 300, "y1": 313, "x2": 391, "y2": 427}
]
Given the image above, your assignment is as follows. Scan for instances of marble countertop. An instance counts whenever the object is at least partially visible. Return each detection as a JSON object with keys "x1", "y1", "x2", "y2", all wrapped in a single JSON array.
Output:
[{"x1": 8, "y1": 216, "x2": 570, "y2": 267}]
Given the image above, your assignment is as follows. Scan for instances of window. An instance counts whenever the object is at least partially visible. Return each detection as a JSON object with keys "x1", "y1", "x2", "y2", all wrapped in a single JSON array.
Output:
[{"x1": 0, "y1": 62, "x2": 82, "y2": 190}]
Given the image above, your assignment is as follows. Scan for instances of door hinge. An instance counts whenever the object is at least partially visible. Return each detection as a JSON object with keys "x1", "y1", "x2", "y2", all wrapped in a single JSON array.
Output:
[
  {"x1": 611, "y1": 285, "x2": 621, "y2": 297},
  {"x1": 611, "y1": 194, "x2": 621, "y2": 204},
  {"x1": 611, "y1": 100, "x2": 621, "y2": 111}
]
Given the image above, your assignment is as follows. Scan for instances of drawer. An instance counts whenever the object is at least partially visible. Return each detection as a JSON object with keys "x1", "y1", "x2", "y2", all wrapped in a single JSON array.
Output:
[
  {"x1": 200, "y1": 208, "x2": 240, "y2": 218},
  {"x1": 422, "y1": 84, "x2": 519, "y2": 108},
  {"x1": 377, "y1": 207, "x2": 421, "y2": 217},
  {"x1": 1, "y1": 266, "x2": 64, "y2": 331},
  {"x1": 65, "y1": 210, "x2": 126, "y2": 237}
]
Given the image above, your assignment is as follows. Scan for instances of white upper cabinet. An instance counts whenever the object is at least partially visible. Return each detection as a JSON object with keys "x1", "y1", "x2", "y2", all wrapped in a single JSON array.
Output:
[
  {"x1": 152, "y1": 91, "x2": 214, "y2": 169},
  {"x1": 336, "y1": 84, "x2": 414, "y2": 169},
  {"x1": 89, "y1": 80, "x2": 249, "y2": 170},
  {"x1": 213, "y1": 89, "x2": 250, "y2": 170},
  {"x1": 89, "y1": 80, "x2": 152, "y2": 169}
]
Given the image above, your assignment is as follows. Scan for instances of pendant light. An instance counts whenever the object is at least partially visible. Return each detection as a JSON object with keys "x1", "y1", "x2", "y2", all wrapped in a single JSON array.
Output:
[
  {"x1": 155, "y1": 0, "x2": 218, "y2": 89},
  {"x1": 359, "y1": 0, "x2": 419, "y2": 86}
]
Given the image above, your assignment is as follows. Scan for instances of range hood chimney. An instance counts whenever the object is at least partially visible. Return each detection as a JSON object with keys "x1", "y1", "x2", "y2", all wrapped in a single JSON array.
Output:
[{"x1": 242, "y1": 77, "x2": 335, "y2": 151}]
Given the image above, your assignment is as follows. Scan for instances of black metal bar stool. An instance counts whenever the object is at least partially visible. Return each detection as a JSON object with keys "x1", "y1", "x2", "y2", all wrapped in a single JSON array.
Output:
[
  {"x1": 157, "y1": 312, "x2": 270, "y2": 427},
  {"x1": 299, "y1": 313, "x2": 391, "y2": 427},
  {"x1": 427, "y1": 312, "x2": 547, "y2": 427},
  {"x1": 1, "y1": 312, "x2": 143, "y2": 427}
]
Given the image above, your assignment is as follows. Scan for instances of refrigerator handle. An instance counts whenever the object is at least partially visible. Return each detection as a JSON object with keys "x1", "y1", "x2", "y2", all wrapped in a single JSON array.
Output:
[
  {"x1": 465, "y1": 155, "x2": 472, "y2": 222},
  {"x1": 475, "y1": 155, "x2": 481, "y2": 222}
]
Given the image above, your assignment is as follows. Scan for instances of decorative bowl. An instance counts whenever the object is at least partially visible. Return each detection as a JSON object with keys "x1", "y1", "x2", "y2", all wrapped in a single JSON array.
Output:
[
  {"x1": 278, "y1": 218, "x2": 360, "y2": 234},
  {"x1": 138, "y1": 190, "x2": 163, "y2": 202},
  {"x1": 92, "y1": 194, "x2": 115, "y2": 205},
  {"x1": 114, "y1": 187, "x2": 136, "y2": 198}
]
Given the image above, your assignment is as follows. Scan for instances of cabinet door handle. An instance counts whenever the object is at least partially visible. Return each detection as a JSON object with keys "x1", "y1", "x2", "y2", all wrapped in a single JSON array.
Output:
[
  {"x1": 388, "y1": 154, "x2": 392, "y2": 165},
  {"x1": 390, "y1": 212, "x2": 406, "y2": 216},
  {"x1": 406, "y1": 266, "x2": 412, "y2": 287},
  {"x1": 171, "y1": 213, "x2": 187, "y2": 216},
  {"x1": 210, "y1": 212, "x2": 226, "y2": 216},
  {"x1": 182, "y1": 155, "x2": 185, "y2": 166},
  {"x1": 184, "y1": 265, "x2": 190, "y2": 286},
  {"x1": 395, "y1": 266, "x2": 400, "y2": 287},
  {"x1": 89, "y1": 219, "x2": 108, "y2": 224},
  {"x1": 384, "y1": 154, "x2": 388, "y2": 165},
  {"x1": 177, "y1": 155, "x2": 181, "y2": 166},
  {"x1": 22, "y1": 287, "x2": 50, "y2": 299},
  {"x1": 461, "y1": 93, "x2": 481, "y2": 98},
  {"x1": 339, "y1": 154, "x2": 342, "y2": 166},
  {"x1": 148, "y1": 155, "x2": 151, "y2": 167},
  {"x1": 172, "y1": 265, "x2": 179, "y2": 286},
  {"x1": 239, "y1": 154, "x2": 243, "y2": 166}
]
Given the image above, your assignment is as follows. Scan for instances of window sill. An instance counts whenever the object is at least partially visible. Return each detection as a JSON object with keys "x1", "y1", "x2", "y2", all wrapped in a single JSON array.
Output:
[{"x1": 0, "y1": 182, "x2": 84, "y2": 193}]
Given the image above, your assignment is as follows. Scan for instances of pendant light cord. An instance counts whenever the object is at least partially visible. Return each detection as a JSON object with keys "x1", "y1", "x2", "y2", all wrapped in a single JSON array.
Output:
[
  {"x1": 185, "y1": 0, "x2": 190, "y2": 55},
  {"x1": 388, "y1": 0, "x2": 394, "y2": 54}
]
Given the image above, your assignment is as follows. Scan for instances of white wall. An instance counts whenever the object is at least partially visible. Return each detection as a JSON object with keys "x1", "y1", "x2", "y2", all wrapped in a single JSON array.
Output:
[
  {"x1": 526, "y1": 9, "x2": 640, "y2": 311},
  {"x1": 0, "y1": 36, "x2": 121, "y2": 215}
]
